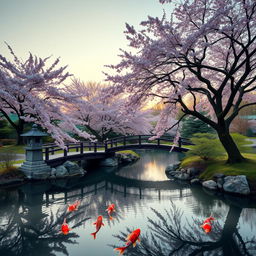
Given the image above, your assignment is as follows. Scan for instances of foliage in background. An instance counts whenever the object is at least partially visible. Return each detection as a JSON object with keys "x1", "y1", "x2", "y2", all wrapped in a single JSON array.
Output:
[
  {"x1": 181, "y1": 114, "x2": 215, "y2": 138},
  {"x1": 63, "y1": 80, "x2": 153, "y2": 142},
  {"x1": 0, "y1": 44, "x2": 93, "y2": 147},
  {"x1": 0, "y1": 150, "x2": 17, "y2": 170}
]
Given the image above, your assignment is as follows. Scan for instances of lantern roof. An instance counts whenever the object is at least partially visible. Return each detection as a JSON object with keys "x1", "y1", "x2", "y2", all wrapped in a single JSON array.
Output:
[{"x1": 21, "y1": 124, "x2": 48, "y2": 137}]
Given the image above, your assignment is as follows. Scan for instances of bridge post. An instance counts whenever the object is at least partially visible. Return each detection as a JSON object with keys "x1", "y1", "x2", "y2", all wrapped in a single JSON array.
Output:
[
  {"x1": 45, "y1": 147, "x2": 49, "y2": 161},
  {"x1": 139, "y1": 135, "x2": 141, "y2": 145},
  {"x1": 178, "y1": 137, "x2": 182, "y2": 148},
  {"x1": 105, "y1": 141, "x2": 108, "y2": 152},
  {"x1": 111, "y1": 139, "x2": 113, "y2": 148},
  {"x1": 157, "y1": 138, "x2": 160, "y2": 146},
  {"x1": 51, "y1": 146, "x2": 54, "y2": 155},
  {"x1": 89, "y1": 141, "x2": 91, "y2": 151},
  {"x1": 123, "y1": 136, "x2": 126, "y2": 146},
  {"x1": 64, "y1": 148, "x2": 68, "y2": 157},
  {"x1": 94, "y1": 142, "x2": 97, "y2": 153},
  {"x1": 80, "y1": 142, "x2": 84, "y2": 154}
]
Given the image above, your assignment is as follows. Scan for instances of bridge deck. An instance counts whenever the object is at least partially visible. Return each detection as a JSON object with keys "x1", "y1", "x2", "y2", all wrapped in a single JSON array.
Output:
[{"x1": 43, "y1": 135, "x2": 191, "y2": 167}]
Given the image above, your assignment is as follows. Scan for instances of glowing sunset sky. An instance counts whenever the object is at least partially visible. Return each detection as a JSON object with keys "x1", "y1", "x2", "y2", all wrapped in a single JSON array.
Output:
[{"x1": 0, "y1": 0, "x2": 171, "y2": 83}]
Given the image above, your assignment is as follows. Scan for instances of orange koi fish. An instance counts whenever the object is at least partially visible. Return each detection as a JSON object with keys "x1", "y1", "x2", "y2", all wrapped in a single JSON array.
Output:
[
  {"x1": 200, "y1": 216, "x2": 215, "y2": 233},
  {"x1": 67, "y1": 200, "x2": 80, "y2": 212},
  {"x1": 106, "y1": 203, "x2": 115, "y2": 220},
  {"x1": 91, "y1": 216, "x2": 104, "y2": 239},
  {"x1": 61, "y1": 218, "x2": 71, "y2": 235},
  {"x1": 201, "y1": 222, "x2": 212, "y2": 233},
  {"x1": 114, "y1": 229, "x2": 141, "y2": 255}
]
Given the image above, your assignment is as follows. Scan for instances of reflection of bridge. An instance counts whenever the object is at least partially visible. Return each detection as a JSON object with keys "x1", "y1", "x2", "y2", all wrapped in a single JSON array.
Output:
[
  {"x1": 34, "y1": 171, "x2": 191, "y2": 204},
  {"x1": 44, "y1": 135, "x2": 190, "y2": 167}
]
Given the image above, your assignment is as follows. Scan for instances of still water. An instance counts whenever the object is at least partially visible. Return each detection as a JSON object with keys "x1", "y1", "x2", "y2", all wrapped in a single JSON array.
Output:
[{"x1": 0, "y1": 150, "x2": 256, "y2": 256}]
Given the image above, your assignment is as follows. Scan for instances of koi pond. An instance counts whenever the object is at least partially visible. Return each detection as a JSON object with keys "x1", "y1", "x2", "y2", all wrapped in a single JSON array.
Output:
[{"x1": 0, "y1": 150, "x2": 256, "y2": 256}]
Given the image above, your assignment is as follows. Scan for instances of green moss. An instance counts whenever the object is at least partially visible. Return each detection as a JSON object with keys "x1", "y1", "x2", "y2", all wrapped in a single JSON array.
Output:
[
  {"x1": 181, "y1": 153, "x2": 256, "y2": 182},
  {"x1": 116, "y1": 150, "x2": 140, "y2": 158}
]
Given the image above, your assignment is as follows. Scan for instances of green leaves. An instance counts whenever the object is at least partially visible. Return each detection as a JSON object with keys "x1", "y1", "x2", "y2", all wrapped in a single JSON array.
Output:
[
  {"x1": 187, "y1": 133, "x2": 224, "y2": 160},
  {"x1": 186, "y1": 133, "x2": 253, "y2": 161}
]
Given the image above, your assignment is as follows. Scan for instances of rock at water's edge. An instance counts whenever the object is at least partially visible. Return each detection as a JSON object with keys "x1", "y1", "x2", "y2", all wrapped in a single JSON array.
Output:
[
  {"x1": 165, "y1": 163, "x2": 180, "y2": 173},
  {"x1": 63, "y1": 161, "x2": 85, "y2": 176},
  {"x1": 190, "y1": 178, "x2": 200, "y2": 185},
  {"x1": 202, "y1": 180, "x2": 217, "y2": 190},
  {"x1": 174, "y1": 172, "x2": 190, "y2": 180},
  {"x1": 99, "y1": 157, "x2": 119, "y2": 167},
  {"x1": 223, "y1": 175, "x2": 250, "y2": 195},
  {"x1": 55, "y1": 165, "x2": 69, "y2": 177}
]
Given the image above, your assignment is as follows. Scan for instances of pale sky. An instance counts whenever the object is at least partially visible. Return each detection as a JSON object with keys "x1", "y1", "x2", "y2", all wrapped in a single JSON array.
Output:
[{"x1": 0, "y1": 0, "x2": 171, "y2": 83}]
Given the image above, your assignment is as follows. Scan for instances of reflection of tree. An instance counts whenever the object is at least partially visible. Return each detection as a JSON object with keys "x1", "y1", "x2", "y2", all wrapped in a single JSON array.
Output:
[
  {"x1": 111, "y1": 201, "x2": 256, "y2": 256},
  {"x1": 0, "y1": 190, "x2": 89, "y2": 256}
]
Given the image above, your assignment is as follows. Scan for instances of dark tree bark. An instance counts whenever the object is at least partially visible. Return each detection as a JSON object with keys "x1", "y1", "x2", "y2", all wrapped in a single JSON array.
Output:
[
  {"x1": 217, "y1": 128, "x2": 245, "y2": 163},
  {"x1": 15, "y1": 119, "x2": 25, "y2": 145}
]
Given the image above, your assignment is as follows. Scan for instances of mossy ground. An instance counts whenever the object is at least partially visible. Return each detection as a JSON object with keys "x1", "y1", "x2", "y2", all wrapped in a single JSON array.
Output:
[
  {"x1": 116, "y1": 150, "x2": 140, "y2": 158},
  {"x1": 181, "y1": 153, "x2": 256, "y2": 184}
]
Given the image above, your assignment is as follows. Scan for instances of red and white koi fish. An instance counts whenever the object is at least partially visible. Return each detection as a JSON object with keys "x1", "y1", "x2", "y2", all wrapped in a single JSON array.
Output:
[
  {"x1": 91, "y1": 216, "x2": 104, "y2": 239},
  {"x1": 200, "y1": 216, "x2": 215, "y2": 233},
  {"x1": 61, "y1": 218, "x2": 71, "y2": 235},
  {"x1": 201, "y1": 222, "x2": 212, "y2": 233},
  {"x1": 67, "y1": 200, "x2": 80, "y2": 212},
  {"x1": 114, "y1": 229, "x2": 141, "y2": 255},
  {"x1": 106, "y1": 203, "x2": 115, "y2": 220}
]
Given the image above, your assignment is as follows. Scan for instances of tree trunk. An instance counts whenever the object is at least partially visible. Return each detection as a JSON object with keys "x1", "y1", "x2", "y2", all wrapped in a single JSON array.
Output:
[
  {"x1": 217, "y1": 129, "x2": 245, "y2": 164},
  {"x1": 15, "y1": 120, "x2": 25, "y2": 145}
]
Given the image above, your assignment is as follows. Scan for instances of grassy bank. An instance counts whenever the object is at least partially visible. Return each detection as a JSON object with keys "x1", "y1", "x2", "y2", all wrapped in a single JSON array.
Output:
[
  {"x1": 116, "y1": 150, "x2": 140, "y2": 158},
  {"x1": 180, "y1": 153, "x2": 256, "y2": 183}
]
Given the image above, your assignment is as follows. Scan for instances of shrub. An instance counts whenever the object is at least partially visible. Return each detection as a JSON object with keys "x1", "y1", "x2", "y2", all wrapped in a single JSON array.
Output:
[
  {"x1": 0, "y1": 150, "x2": 17, "y2": 170},
  {"x1": 186, "y1": 133, "x2": 224, "y2": 160},
  {"x1": 181, "y1": 114, "x2": 215, "y2": 138}
]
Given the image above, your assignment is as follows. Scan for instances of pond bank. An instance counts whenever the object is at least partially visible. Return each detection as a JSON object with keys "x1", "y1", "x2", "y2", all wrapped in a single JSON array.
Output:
[
  {"x1": 166, "y1": 156, "x2": 256, "y2": 198},
  {"x1": 0, "y1": 150, "x2": 140, "y2": 187}
]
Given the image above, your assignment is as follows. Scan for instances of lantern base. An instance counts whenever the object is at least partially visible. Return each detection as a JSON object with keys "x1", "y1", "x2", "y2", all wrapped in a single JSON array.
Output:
[{"x1": 20, "y1": 160, "x2": 51, "y2": 180}]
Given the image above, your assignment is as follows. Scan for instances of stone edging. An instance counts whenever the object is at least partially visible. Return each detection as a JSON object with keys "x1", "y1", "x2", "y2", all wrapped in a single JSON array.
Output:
[{"x1": 165, "y1": 162, "x2": 251, "y2": 196}]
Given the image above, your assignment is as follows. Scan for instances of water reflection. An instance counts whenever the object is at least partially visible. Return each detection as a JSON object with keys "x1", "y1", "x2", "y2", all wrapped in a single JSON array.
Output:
[
  {"x1": 0, "y1": 150, "x2": 255, "y2": 256},
  {"x1": 117, "y1": 150, "x2": 183, "y2": 181},
  {"x1": 0, "y1": 186, "x2": 90, "y2": 256},
  {"x1": 111, "y1": 202, "x2": 256, "y2": 256}
]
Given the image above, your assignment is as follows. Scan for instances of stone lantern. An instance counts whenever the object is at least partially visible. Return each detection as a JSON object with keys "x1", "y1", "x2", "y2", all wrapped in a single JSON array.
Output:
[{"x1": 20, "y1": 124, "x2": 51, "y2": 179}]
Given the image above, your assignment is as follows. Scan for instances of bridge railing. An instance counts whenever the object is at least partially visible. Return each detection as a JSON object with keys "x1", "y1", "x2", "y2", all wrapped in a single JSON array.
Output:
[
  {"x1": 43, "y1": 135, "x2": 192, "y2": 161},
  {"x1": 43, "y1": 141, "x2": 106, "y2": 160}
]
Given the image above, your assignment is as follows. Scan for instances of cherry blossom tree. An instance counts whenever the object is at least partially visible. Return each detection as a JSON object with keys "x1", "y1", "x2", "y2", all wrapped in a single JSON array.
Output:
[
  {"x1": 0, "y1": 44, "x2": 92, "y2": 146},
  {"x1": 63, "y1": 79, "x2": 153, "y2": 142},
  {"x1": 106, "y1": 0, "x2": 256, "y2": 163}
]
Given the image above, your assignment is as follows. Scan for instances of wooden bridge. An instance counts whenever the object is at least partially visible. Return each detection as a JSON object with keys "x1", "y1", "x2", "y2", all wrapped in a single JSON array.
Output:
[{"x1": 43, "y1": 135, "x2": 191, "y2": 167}]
